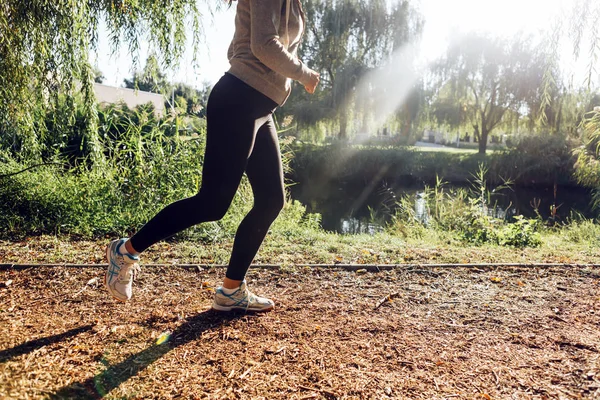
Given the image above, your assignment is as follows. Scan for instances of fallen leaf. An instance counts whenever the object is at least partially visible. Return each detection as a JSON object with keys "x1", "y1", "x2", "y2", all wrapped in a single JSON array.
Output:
[
  {"x1": 0, "y1": 280, "x2": 13, "y2": 288},
  {"x1": 156, "y1": 331, "x2": 171, "y2": 345},
  {"x1": 87, "y1": 277, "x2": 98, "y2": 286}
]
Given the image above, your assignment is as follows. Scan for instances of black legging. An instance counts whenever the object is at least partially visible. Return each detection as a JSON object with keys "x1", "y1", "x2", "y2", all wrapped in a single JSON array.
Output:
[{"x1": 129, "y1": 73, "x2": 284, "y2": 281}]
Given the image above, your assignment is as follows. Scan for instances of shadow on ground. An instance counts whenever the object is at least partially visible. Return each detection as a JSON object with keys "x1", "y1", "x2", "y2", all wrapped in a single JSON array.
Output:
[
  {"x1": 50, "y1": 310, "x2": 244, "y2": 399},
  {"x1": 0, "y1": 325, "x2": 94, "y2": 363}
]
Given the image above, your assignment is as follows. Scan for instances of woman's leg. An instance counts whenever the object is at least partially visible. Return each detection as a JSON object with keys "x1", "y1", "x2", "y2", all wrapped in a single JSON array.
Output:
[
  {"x1": 211, "y1": 115, "x2": 283, "y2": 312},
  {"x1": 128, "y1": 74, "x2": 276, "y2": 253},
  {"x1": 224, "y1": 116, "x2": 285, "y2": 283},
  {"x1": 106, "y1": 73, "x2": 278, "y2": 303}
]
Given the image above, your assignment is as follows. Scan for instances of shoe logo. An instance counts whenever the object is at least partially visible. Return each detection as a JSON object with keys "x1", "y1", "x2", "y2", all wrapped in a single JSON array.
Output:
[{"x1": 107, "y1": 258, "x2": 121, "y2": 284}]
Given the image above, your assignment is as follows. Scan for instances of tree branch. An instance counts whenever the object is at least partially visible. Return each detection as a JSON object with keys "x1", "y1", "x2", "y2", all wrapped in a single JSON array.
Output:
[{"x1": 0, "y1": 163, "x2": 65, "y2": 179}]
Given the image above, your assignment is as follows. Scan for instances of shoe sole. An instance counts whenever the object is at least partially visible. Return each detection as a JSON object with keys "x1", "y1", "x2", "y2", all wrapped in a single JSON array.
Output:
[
  {"x1": 211, "y1": 303, "x2": 274, "y2": 312},
  {"x1": 105, "y1": 243, "x2": 127, "y2": 303}
]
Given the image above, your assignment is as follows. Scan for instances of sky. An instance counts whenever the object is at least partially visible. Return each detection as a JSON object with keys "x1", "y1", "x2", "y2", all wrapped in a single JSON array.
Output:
[{"x1": 91, "y1": 0, "x2": 586, "y2": 89}]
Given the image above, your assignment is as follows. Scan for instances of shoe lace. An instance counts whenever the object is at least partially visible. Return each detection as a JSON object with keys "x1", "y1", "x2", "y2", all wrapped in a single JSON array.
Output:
[
  {"x1": 233, "y1": 288, "x2": 253, "y2": 312},
  {"x1": 245, "y1": 291, "x2": 258, "y2": 311},
  {"x1": 118, "y1": 262, "x2": 140, "y2": 284}
]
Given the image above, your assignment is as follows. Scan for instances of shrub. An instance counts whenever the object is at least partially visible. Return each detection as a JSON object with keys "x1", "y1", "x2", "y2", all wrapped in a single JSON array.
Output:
[
  {"x1": 385, "y1": 171, "x2": 543, "y2": 248},
  {"x1": 496, "y1": 216, "x2": 542, "y2": 248},
  {"x1": 563, "y1": 218, "x2": 600, "y2": 244}
]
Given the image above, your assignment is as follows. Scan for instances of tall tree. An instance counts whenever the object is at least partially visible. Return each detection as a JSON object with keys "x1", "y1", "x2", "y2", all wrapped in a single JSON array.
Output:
[
  {"x1": 123, "y1": 55, "x2": 170, "y2": 94},
  {"x1": 0, "y1": 0, "x2": 203, "y2": 160},
  {"x1": 93, "y1": 67, "x2": 106, "y2": 84},
  {"x1": 563, "y1": 0, "x2": 600, "y2": 207},
  {"x1": 539, "y1": 0, "x2": 599, "y2": 126},
  {"x1": 431, "y1": 34, "x2": 545, "y2": 154},
  {"x1": 288, "y1": 0, "x2": 422, "y2": 139}
]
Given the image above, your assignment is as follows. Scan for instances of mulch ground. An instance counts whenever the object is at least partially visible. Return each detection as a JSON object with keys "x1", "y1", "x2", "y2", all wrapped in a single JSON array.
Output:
[{"x1": 1, "y1": 264, "x2": 600, "y2": 399}]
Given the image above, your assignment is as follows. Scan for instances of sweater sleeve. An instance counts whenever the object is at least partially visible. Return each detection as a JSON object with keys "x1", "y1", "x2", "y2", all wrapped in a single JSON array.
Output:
[{"x1": 249, "y1": 0, "x2": 313, "y2": 85}]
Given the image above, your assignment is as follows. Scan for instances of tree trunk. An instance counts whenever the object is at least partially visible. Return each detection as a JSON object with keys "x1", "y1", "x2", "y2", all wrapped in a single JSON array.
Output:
[
  {"x1": 473, "y1": 124, "x2": 480, "y2": 142},
  {"x1": 555, "y1": 101, "x2": 563, "y2": 134},
  {"x1": 478, "y1": 125, "x2": 489, "y2": 154},
  {"x1": 401, "y1": 104, "x2": 412, "y2": 138},
  {"x1": 339, "y1": 112, "x2": 348, "y2": 140}
]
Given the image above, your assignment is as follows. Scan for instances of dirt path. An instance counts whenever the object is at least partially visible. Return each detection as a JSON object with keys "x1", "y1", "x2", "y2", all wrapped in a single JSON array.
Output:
[{"x1": 1, "y1": 264, "x2": 600, "y2": 399}]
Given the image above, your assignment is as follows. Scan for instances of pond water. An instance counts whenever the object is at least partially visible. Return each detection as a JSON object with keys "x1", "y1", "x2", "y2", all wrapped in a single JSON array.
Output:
[{"x1": 289, "y1": 181, "x2": 596, "y2": 234}]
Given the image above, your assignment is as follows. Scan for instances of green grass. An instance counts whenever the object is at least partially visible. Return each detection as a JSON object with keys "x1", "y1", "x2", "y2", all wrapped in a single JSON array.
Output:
[{"x1": 2, "y1": 226, "x2": 599, "y2": 266}]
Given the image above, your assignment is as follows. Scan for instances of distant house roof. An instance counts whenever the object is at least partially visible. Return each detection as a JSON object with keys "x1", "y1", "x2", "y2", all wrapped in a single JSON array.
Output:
[{"x1": 93, "y1": 83, "x2": 166, "y2": 116}]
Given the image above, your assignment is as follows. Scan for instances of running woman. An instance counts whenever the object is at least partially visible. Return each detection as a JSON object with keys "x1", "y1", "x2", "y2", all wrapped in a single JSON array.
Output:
[{"x1": 105, "y1": 0, "x2": 319, "y2": 312}]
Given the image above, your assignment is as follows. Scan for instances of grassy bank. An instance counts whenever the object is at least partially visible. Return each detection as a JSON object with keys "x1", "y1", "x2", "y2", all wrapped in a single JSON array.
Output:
[{"x1": 2, "y1": 222, "x2": 599, "y2": 266}]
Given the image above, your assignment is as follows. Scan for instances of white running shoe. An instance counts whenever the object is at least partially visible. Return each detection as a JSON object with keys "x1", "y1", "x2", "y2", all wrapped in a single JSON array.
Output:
[
  {"x1": 105, "y1": 239, "x2": 140, "y2": 302},
  {"x1": 212, "y1": 281, "x2": 274, "y2": 312}
]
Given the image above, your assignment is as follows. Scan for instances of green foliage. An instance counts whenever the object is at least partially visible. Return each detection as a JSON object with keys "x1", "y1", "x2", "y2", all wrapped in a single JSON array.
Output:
[
  {"x1": 285, "y1": 0, "x2": 423, "y2": 139},
  {"x1": 537, "y1": 1, "x2": 600, "y2": 127},
  {"x1": 123, "y1": 56, "x2": 210, "y2": 117},
  {"x1": 386, "y1": 169, "x2": 542, "y2": 248},
  {"x1": 496, "y1": 134, "x2": 576, "y2": 185},
  {"x1": 271, "y1": 200, "x2": 323, "y2": 238},
  {"x1": 574, "y1": 108, "x2": 600, "y2": 209},
  {"x1": 566, "y1": 0, "x2": 600, "y2": 88},
  {"x1": 123, "y1": 55, "x2": 170, "y2": 94},
  {"x1": 290, "y1": 139, "x2": 580, "y2": 187},
  {"x1": 563, "y1": 217, "x2": 600, "y2": 244},
  {"x1": 0, "y1": 101, "x2": 321, "y2": 241},
  {"x1": 455, "y1": 211, "x2": 541, "y2": 248},
  {"x1": 496, "y1": 216, "x2": 542, "y2": 247},
  {"x1": 0, "y1": 111, "x2": 207, "y2": 237},
  {"x1": 0, "y1": 0, "x2": 203, "y2": 160},
  {"x1": 456, "y1": 205, "x2": 500, "y2": 246}
]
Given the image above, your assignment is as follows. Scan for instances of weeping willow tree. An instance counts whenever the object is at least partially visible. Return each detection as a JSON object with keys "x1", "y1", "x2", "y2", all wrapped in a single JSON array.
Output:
[
  {"x1": 287, "y1": 0, "x2": 422, "y2": 139},
  {"x1": 430, "y1": 34, "x2": 546, "y2": 154},
  {"x1": 555, "y1": 0, "x2": 600, "y2": 208},
  {"x1": 0, "y1": 0, "x2": 203, "y2": 162},
  {"x1": 575, "y1": 108, "x2": 600, "y2": 207}
]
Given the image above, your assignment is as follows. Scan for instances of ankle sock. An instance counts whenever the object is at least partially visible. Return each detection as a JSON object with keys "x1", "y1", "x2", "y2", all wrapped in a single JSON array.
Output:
[
  {"x1": 221, "y1": 286, "x2": 240, "y2": 295},
  {"x1": 118, "y1": 239, "x2": 140, "y2": 259}
]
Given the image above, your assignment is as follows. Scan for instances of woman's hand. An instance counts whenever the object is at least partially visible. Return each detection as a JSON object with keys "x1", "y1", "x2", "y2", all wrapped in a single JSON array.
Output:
[{"x1": 304, "y1": 69, "x2": 320, "y2": 94}]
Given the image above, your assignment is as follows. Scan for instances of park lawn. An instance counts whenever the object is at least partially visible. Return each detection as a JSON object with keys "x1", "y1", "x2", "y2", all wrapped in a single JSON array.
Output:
[{"x1": 410, "y1": 145, "x2": 503, "y2": 154}]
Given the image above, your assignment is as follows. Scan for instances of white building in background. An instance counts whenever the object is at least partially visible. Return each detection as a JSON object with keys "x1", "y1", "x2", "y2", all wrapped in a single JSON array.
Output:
[{"x1": 93, "y1": 83, "x2": 166, "y2": 116}]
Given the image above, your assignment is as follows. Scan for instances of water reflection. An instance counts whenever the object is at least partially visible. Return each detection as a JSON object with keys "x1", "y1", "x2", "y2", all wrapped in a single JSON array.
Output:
[
  {"x1": 415, "y1": 192, "x2": 428, "y2": 224},
  {"x1": 290, "y1": 181, "x2": 595, "y2": 234},
  {"x1": 340, "y1": 217, "x2": 384, "y2": 235}
]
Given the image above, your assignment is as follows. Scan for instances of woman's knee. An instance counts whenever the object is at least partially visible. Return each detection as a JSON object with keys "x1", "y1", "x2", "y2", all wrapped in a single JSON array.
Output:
[
  {"x1": 189, "y1": 191, "x2": 233, "y2": 222},
  {"x1": 256, "y1": 192, "x2": 285, "y2": 219}
]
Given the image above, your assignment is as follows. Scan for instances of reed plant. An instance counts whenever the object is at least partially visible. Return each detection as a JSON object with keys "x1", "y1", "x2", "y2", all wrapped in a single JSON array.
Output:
[
  {"x1": 386, "y1": 165, "x2": 542, "y2": 247},
  {"x1": 0, "y1": 103, "x2": 319, "y2": 240}
]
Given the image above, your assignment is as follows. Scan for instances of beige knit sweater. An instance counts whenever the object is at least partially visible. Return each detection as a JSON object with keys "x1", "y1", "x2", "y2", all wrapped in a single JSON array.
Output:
[{"x1": 227, "y1": 0, "x2": 313, "y2": 105}]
